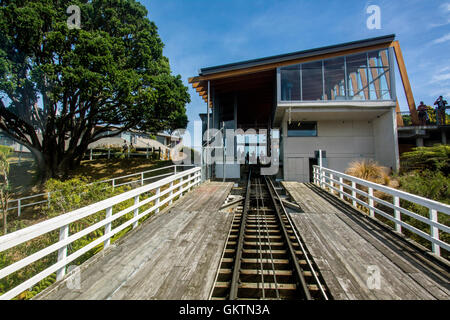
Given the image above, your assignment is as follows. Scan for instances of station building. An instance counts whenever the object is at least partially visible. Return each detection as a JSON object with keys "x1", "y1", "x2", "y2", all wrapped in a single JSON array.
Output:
[{"x1": 190, "y1": 35, "x2": 410, "y2": 182}]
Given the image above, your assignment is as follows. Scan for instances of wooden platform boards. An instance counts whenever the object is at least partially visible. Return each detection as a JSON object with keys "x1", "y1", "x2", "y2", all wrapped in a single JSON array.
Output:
[
  {"x1": 282, "y1": 182, "x2": 450, "y2": 300},
  {"x1": 36, "y1": 182, "x2": 234, "y2": 300}
]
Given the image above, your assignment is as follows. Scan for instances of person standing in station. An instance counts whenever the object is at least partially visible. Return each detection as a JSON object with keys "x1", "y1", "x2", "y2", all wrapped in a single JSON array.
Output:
[
  {"x1": 434, "y1": 96, "x2": 448, "y2": 125},
  {"x1": 417, "y1": 101, "x2": 428, "y2": 126}
]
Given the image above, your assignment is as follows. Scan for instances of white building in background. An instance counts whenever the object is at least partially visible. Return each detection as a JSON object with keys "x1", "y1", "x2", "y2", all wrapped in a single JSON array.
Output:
[
  {"x1": 191, "y1": 35, "x2": 403, "y2": 182},
  {"x1": 0, "y1": 129, "x2": 182, "y2": 156}
]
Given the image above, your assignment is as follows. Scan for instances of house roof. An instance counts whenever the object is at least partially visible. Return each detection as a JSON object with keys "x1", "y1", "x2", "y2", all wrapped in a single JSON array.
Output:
[
  {"x1": 199, "y1": 34, "x2": 395, "y2": 76},
  {"x1": 189, "y1": 35, "x2": 396, "y2": 105}
]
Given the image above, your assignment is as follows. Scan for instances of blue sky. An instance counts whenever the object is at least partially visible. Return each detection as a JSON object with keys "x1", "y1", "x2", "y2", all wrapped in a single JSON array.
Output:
[{"x1": 143, "y1": 0, "x2": 450, "y2": 146}]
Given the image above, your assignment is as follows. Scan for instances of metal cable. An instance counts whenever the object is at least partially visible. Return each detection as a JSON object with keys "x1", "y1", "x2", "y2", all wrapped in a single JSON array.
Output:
[{"x1": 258, "y1": 177, "x2": 281, "y2": 299}]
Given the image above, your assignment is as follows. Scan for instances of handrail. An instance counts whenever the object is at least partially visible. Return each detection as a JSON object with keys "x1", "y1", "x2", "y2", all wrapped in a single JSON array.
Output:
[
  {"x1": 0, "y1": 166, "x2": 202, "y2": 300},
  {"x1": 7, "y1": 165, "x2": 194, "y2": 216},
  {"x1": 312, "y1": 165, "x2": 450, "y2": 258}
]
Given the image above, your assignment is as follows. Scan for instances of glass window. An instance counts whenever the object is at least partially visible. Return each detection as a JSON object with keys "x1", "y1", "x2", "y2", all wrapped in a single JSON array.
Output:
[
  {"x1": 346, "y1": 53, "x2": 369, "y2": 101},
  {"x1": 324, "y1": 57, "x2": 345, "y2": 101},
  {"x1": 302, "y1": 61, "x2": 323, "y2": 101},
  {"x1": 367, "y1": 49, "x2": 391, "y2": 100},
  {"x1": 277, "y1": 48, "x2": 393, "y2": 102},
  {"x1": 280, "y1": 65, "x2": 300, "y2": 101},
  {"x1": 287, "y1": 121, "x2": 317, "y2": 137}
]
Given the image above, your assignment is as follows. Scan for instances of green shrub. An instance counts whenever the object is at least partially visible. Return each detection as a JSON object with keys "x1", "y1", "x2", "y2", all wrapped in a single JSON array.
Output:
[
  {"x1": 45, "y1": 177, "x2": 123, "y2": 217},
  {"x1": 0, "y1": 145, "x2": 13, "y2": 157},
  {"x1": 401, "y1": 145, "x2": 450, "y2": 175},
  {"x1": 398, "y1": 170, "x2": 450, "y2": 203},
  {"x1": 398, "y1": 170, "x2": 449, "y2": 258},
  {"x1": 0, "y1": 175, "x2": 167, "y2": 299}
]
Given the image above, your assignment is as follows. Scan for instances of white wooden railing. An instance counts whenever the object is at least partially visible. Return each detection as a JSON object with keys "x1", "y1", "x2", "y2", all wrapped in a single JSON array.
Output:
[
  {"x1": 7, "y1": 165, "x2": 194, "y2": 217},
  {"x1": 313, "y1": 165, "x2": 450, "y2": 258},
  {"x1": 0, "y1": 166, "x2": 202, "y2": 300}
]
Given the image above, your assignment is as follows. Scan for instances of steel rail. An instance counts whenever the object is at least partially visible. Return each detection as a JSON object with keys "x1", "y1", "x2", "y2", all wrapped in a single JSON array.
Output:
[
  {"x1": 229, "y1": 168, "x2": 252, "y2": 300},
  {"x1": 264, "y1": 176, "x2": 312, "y2": 300},
  {"x1": 266, "y1": 178, "x2": 329, "y2": 300},
  {"x1": 255, "y1": 177, "x2": 266, "y2": 299},
  {"x1": 257, "y1": 177, "x2": 281, "y2": 299}
]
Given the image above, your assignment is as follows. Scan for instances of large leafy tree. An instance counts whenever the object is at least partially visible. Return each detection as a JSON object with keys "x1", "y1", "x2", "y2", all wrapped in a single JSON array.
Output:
[{"x1": 0, "y1": 0, "x2": 189, "y2": 180}]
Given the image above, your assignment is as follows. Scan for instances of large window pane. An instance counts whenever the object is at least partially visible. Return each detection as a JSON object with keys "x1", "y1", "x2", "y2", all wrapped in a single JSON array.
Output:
[
  {"x1": 346, "y1": 53, "x2": 368, "y2": 100},
  {"x1": 302, "y1": 61, "x2": 323, "y2": 101},
  {"x1": 324, "y1": 57, "x2": 345, "y2": 101},
  {"x1": 280, "y1": 65, "x2": 300, "y2": 101},
  {"x1": 368, "y1": 49, "x2": 392, "y2": 100}
]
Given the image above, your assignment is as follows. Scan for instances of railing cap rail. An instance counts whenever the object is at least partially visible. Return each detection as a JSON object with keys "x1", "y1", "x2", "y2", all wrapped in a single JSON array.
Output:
[
  {"x1": 0, "y1": 167, "x2": 200, "y2": 252},
  {"x1": 314, "y1": 165, "x2": 450, "y2": 213}
]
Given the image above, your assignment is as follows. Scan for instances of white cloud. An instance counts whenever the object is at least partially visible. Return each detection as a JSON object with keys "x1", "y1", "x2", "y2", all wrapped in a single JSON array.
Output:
[
  {"x1": 431, "y1": 33, "x2": 450, "y2": 45},
  {"x1": 431, "y1": 73, "x2": 450, "y2": 83},
  {"x1": 441, "y1": 2, "x2": 450, "y2": 11},
  {"x1": 428, "y1": 3, "x2": 450, "y2": 28}
]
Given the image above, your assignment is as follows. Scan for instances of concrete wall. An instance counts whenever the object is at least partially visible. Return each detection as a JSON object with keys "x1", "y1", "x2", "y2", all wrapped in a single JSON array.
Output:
[
  {"x1": 373, "y1": 108, "x2": 400, "y2": 172},
  {"x1": 283, "y1": 119, "x2": 377, "y2": 182}
]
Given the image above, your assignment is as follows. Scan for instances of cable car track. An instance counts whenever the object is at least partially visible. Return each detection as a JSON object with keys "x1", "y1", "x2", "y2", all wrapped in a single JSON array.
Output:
[{"x1": 210, "y1": 168, "x2": 330, "y2": 300}]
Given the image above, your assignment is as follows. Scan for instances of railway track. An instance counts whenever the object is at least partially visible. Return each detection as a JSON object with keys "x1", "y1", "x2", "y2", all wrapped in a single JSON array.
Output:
[{"x1": 210, "y1": 168, "x2": 330, "y2": 300}]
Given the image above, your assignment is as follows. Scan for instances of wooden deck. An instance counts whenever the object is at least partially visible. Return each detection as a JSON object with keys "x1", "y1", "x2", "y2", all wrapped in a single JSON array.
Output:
[
  {"x1": 282, "y1": 182, "x2": 450, "y2": 300},
  {"x1": 36, "y1": 182, "x2": 234, "y2": 300}
]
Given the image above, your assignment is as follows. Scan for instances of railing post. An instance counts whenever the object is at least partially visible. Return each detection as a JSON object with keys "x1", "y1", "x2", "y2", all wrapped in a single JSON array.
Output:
[
  {"x1": 112, "y1": 179, "x2": 115, "y2": 191},
  {"x1": 394, "y1": 196, "x2": 402, "y2": 234},
  {"x1": 17, "y1": 199, "x2": 21, "y2": 217},
  {"x1": 368, "y1": 187, "x2": 374, "y2": 218},
  {"x1": 141, "y1": 172, "x2": 144, "y2": 186},
  {"x1": 155, "y1": 187, "x2": 161, "y2": 214},
  {"x1": 180, "y1": 177, "x2": 184, "y2": 198},
  {"x1": 133, "y1": 196, "x2": 139, "y2": 229},
  {"x1": 56, "y1": 224, "x2": 69, "y2": 281},
  {"x1": 104, "y1": 206, "x2": 113, "y2": 249},
  {"x1": 330, "y1": 173, "x2": 334, "y2": 194},
  {"x1": 48, "y1": 192, "x2": 51, "y2": 208},
  {"x1": 90, "y1": 149, "x2": 93, "y2": 161},
  {"x1": 174, "y1": 166, "x2": 177, "y2": 175},
  {"x1": 320, "y1": 169, "x2": 325, "y2": 189},
  {"x1": 169, "y1": 181, "x2": 174, "y2": 206},
  {"x1": 352, "y1": 181, "x2": 357, "y2": 207},
  {"x1": 430, "y1": 208, "x2": 440, "y2": 256},
  {"x1": 339, "y1": 177, "x2": 344, "y2": 200}
]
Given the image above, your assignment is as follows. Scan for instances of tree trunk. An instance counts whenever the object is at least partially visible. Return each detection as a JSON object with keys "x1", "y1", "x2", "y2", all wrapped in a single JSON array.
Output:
[
  {"x1": 32, "y1": 146, "x2": 85, "y2": 182},
  {"x1": 1, "y1": 190, "x2": 7, "y2": 235},
  {"x1": 2, "y1": 208, "x2": 6, "y2": 235}
]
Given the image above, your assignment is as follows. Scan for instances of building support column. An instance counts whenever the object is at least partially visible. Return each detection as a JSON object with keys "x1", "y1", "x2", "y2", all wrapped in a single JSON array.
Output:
[{"x1": 416, "y1": 137, "x2": 424, "y2": 147}]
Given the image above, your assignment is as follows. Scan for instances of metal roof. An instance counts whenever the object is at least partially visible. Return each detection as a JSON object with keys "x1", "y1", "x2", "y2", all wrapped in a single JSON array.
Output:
[{"x1": 199, "y1": 34, "x2": 395, "y2": 76}]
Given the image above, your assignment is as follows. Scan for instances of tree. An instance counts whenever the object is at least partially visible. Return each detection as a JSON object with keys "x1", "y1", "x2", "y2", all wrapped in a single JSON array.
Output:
[
  {"x1": 0, "y1": 146, "x2": 11, "y2": 235},
  {"x1": 0, "y1": 0, "x2": 190, "y2": 181}
]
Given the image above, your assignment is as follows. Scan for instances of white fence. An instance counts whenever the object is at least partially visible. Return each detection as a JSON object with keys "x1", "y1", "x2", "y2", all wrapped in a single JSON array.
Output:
[
  {"x1": 84, "y1": 148, "x2": 169, "y2": 161},
  {"x1": 7, "y1": 165, "x2": 193, "y2": 217},
  {"x1": 313, "y1": 165, "x2": 450, "y2": 258},
  {"x1": 0, "y1": 166, "x2": 202, "y2": 300}
]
